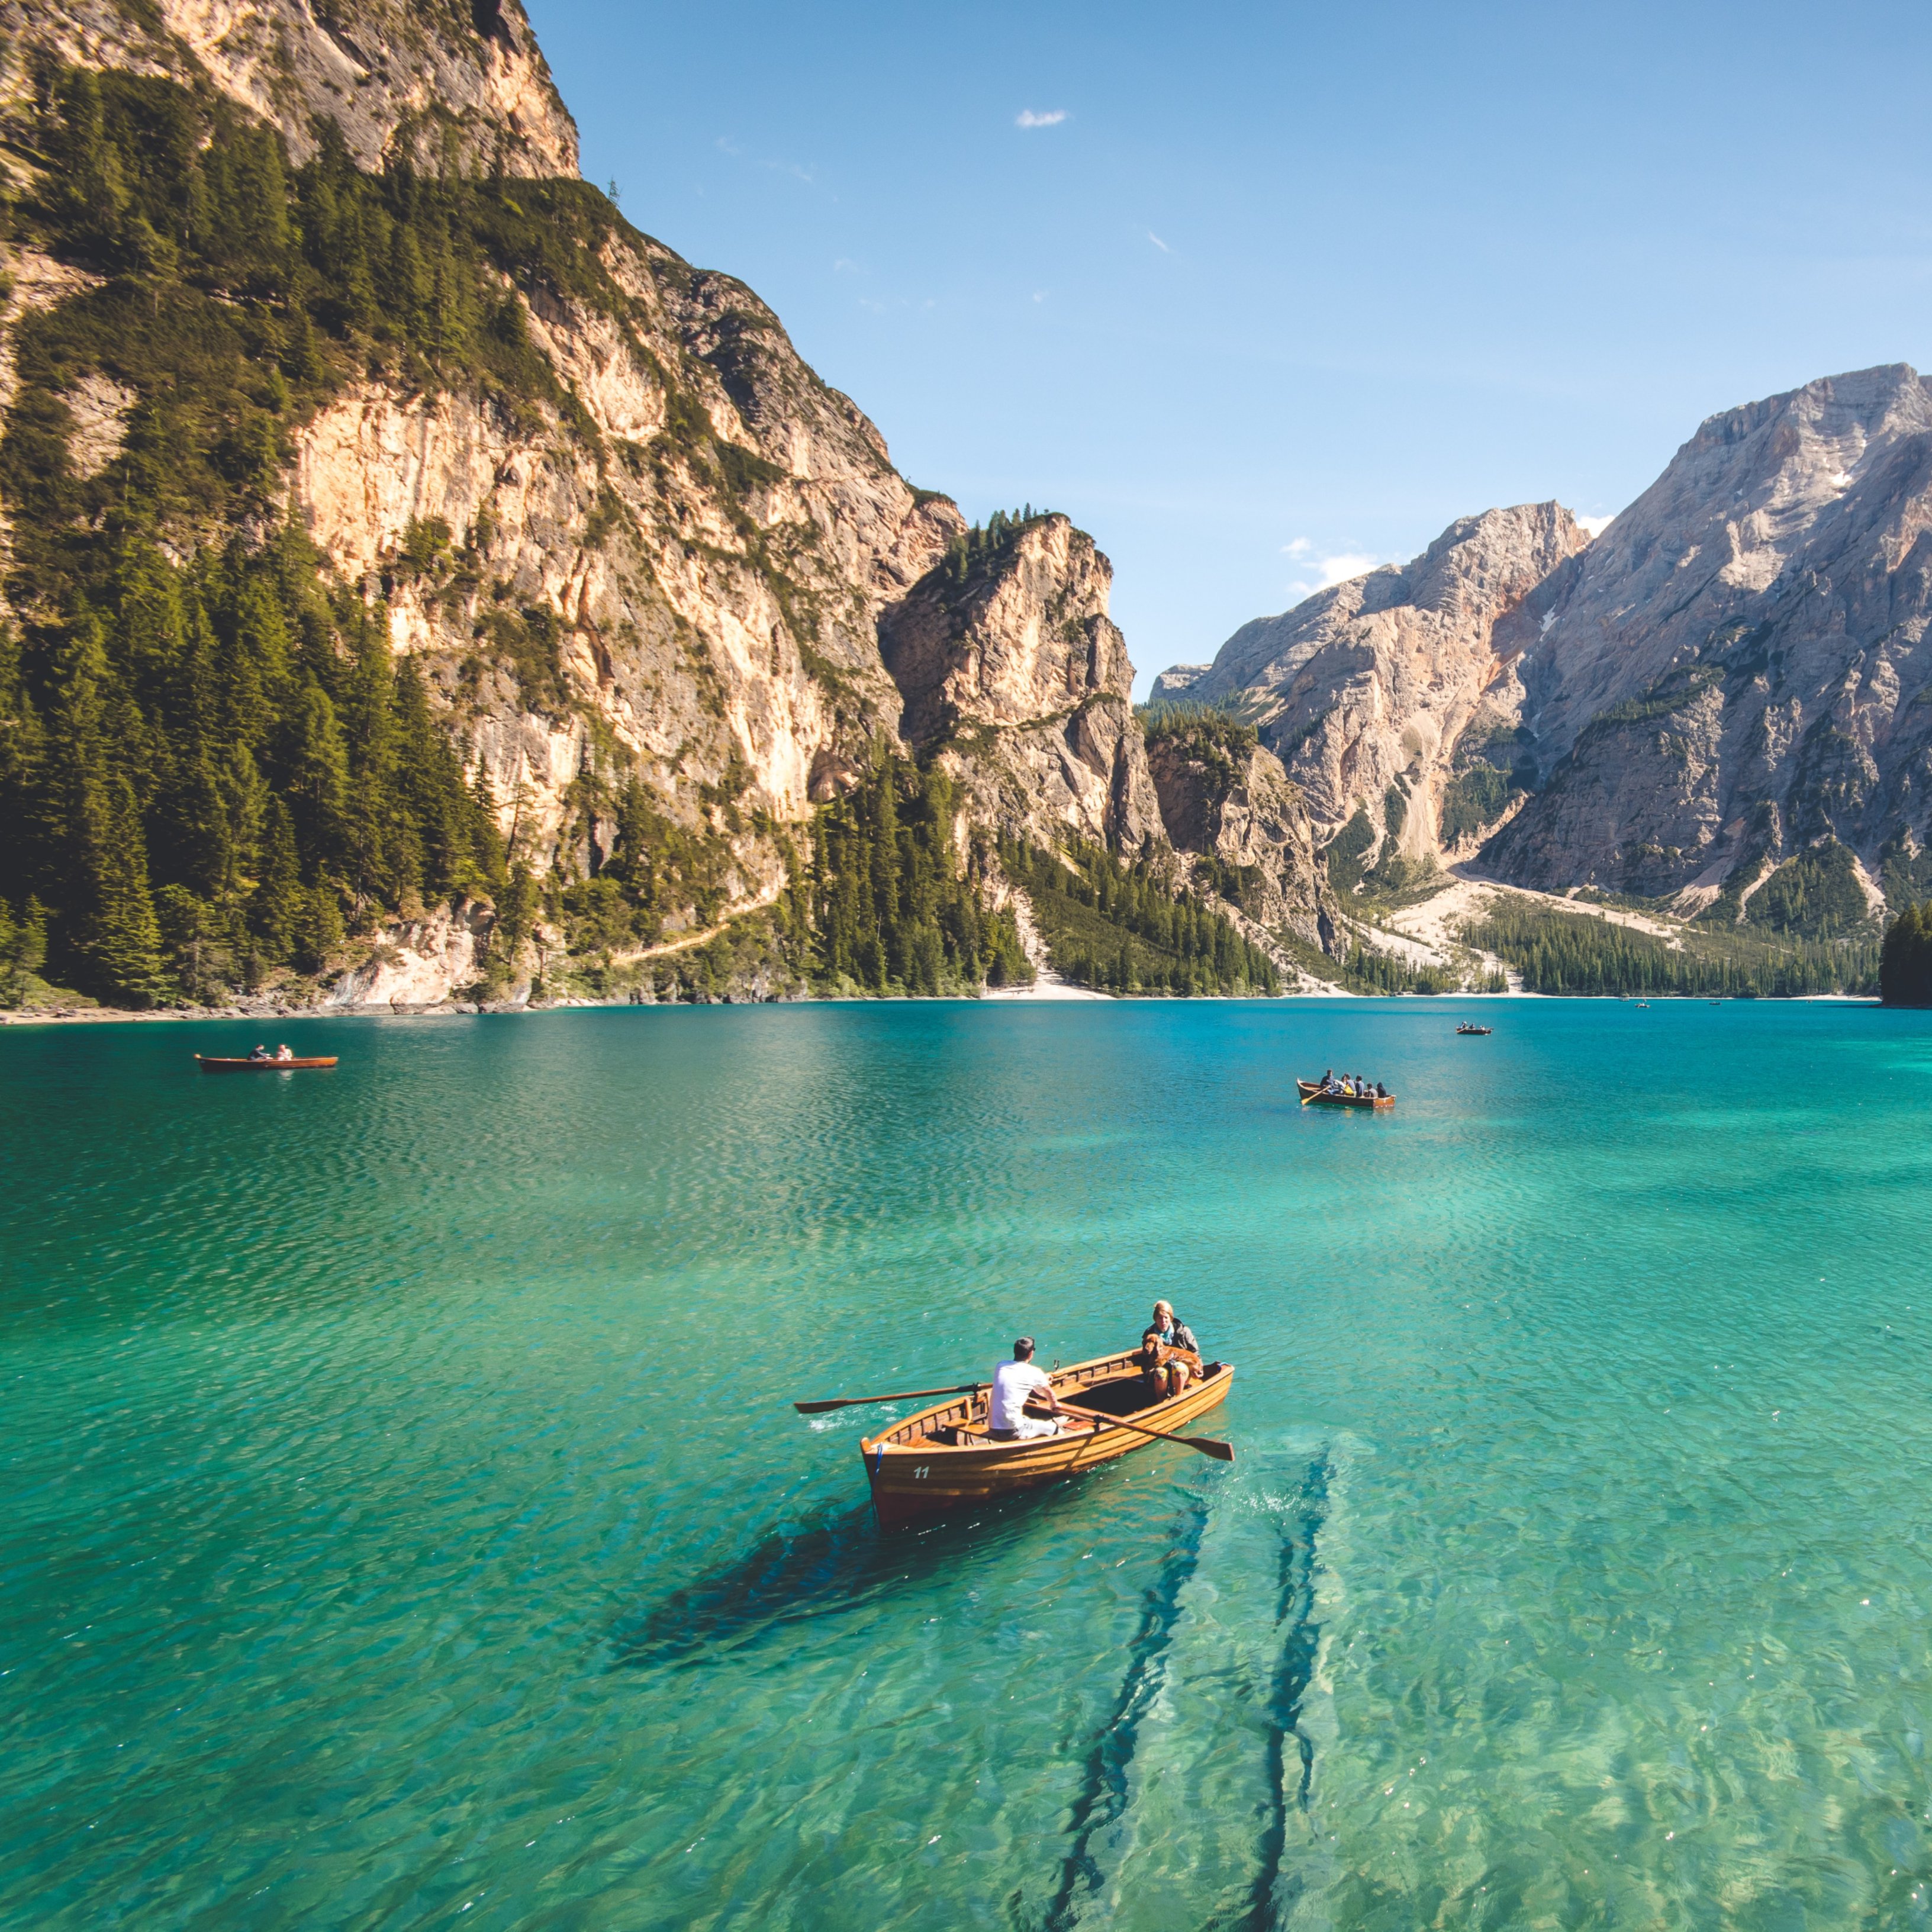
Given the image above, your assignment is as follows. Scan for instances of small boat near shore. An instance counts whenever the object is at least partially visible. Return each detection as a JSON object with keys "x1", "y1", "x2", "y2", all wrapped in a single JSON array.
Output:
[
  {"x1": 858, "y1": 1350, "x2": 1235, "y2": 1529},
  {"x1": 195, "y1": 1055, "x2": 338, "y2": 1071},
  {"x1": 1296, "y1": 1078, "x2": 1395, "y2": 1109},
  {"x1": 1456, "y1": 1023, "x2": 1492, "y2": 1036}
]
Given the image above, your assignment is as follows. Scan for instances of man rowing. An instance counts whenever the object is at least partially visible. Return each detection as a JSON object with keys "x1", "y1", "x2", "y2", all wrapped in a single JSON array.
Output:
[{"x1": 988, "y1": 1337, "x2": 1086, "y2": 1440}]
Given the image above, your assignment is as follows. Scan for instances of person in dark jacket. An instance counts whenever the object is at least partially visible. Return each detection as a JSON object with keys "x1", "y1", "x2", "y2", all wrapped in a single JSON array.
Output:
[{"x1": 1149, "y1": 1300, "x2": 1199, "y2": 1355}]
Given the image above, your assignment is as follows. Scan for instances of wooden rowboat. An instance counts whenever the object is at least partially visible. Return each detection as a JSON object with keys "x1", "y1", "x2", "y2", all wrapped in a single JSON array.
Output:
[
  {"x1": 195, "y1": 1055, "x2": 339, "y2": 1070},
  {"x1": 1455, "y1": 1023, "x2": 1492, "y2": 1036},
  {"x1": 859, "y1": 1350, "x2": 1235, "y2": 1529},
  {"x1": 1296, "y1": 1078, "x2": 1393, "y2": 1109}
]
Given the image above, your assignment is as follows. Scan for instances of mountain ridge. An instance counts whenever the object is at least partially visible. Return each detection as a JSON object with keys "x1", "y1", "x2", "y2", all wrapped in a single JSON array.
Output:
[{"x1": 1159, "y1": 362, "x2": 1932, "y2": 922}]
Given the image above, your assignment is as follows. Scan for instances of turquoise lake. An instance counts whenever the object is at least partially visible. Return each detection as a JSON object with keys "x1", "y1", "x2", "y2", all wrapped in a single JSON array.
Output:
[{"x1": 8, "y1": 997, "x2": 1932, "y2": 1929}]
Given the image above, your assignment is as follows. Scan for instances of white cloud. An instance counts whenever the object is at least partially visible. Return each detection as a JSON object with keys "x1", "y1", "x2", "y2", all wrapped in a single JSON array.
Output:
[
  {"x1": 1280, "y1": 539, "x2": 1376, "y2": 590},
  {"x1": 1148, "y1": 231, "x2": 1170, "y2": 252},
  {"x1": 1032, "y1": 290, "x2": 1046, "y2": 302},
  {"x1": 1016, "y1": 109, "x2": 1067, "y2": 128},
  {"x1": 1576, "y1": 512, "x2": 1615, "y2": 538}
]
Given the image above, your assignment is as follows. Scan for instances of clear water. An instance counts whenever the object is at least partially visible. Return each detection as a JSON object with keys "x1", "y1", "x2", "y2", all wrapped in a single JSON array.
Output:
[{"x1": 7, "y1": 998, "x2": 1932, "y2": 1930}]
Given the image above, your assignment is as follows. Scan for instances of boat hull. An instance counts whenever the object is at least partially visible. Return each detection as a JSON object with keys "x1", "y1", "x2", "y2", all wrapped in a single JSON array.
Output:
[
  {"x1": 1296, "y1": 1079, "x2": 1393, "y2": 1109},
  {"x1": 195, "y1": 1056, "x2": 338, "y2": 1070},
  {"x1": 860, "y1": 1350, "x2": 1234, "y2": 1530}
]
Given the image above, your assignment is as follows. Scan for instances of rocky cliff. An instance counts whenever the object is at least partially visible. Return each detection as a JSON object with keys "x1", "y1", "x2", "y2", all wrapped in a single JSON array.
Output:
[
  {"x1": 1163, "y1": 365, "x2": 1932, "y2": 922},
  {"x1": 1142, "y1": 716, "x2": 1337, "y2": 949},
  {"x1": 1486, "y1": 365, "x2": 1932, "y2": 907},
  {"x1": 880, "y1": 513, "x2": 1163, "y2": 856},
  {"x1": 0, "y1": 0, "x2": 1334, "y2": 1009},
  {"x1": 5, "y1": 0, "x2": 580, "y2": 175}
]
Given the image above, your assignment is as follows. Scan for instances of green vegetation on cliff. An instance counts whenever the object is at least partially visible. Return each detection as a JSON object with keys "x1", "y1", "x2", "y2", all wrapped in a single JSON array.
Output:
[
  {"x1": 0, "y1": 530, "x2": 506, "y2": 1003},
  {"x1": 0, "y1": 61, "x2": 659, "y2": 1004},
  {"x1": 1466, "y1": 901, "x2": 1877, "y2": 997},
  {"x1": 999, "y1": 838, "x2": 1280, "y2": 996},
  {"x1": 807, "y1": 754, "x2": 1031, "y2": 995}
]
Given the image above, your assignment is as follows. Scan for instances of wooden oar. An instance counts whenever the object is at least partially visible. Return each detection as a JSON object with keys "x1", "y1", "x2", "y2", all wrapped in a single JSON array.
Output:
[
  {"x1": 794, "y1": 1382, "x2": 983, "y2": 1415},
  {"x1": 1056, "y1": 1400, "x2": 1235, "y2": 1463}
]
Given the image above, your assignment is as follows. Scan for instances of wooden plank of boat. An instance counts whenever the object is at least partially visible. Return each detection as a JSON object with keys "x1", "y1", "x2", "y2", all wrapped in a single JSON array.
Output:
[
  {"x1": 195, "y1": 1055, "x2": 339, "y2": 1070},
  {"x1": 1295, "y1": 1078, "x2": 1394, "y2": 1109},
  {"x1": 859, "y1": 1349, "x2": 1235, "y2": 1530}
]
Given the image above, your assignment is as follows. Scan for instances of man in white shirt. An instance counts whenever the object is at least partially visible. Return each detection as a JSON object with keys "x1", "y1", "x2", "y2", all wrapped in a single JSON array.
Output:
[{"x1": 988, "y1": 1337, "x2": 1077, "y2": 1440}]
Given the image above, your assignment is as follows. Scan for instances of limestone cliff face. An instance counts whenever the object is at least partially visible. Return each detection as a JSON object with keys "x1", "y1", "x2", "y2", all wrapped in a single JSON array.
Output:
[
  {"x1": 3, "y1": 0, "x2": 579, "y2": 175},
  {"x1": 1178, "y1": 504, "x2": 1590, "y2": 861},
  {"x1": 285, "y1": 244, "x2": 959, "y2": 899},
  {"x1": 1488, "y1": 365, "x2": 1932, "y2": 899},
  {"x1": 880, "y1": 516, "x2": 1163, "y2": 855},
  {"x1": 1169, "y1": 366, "x2": 1932, "y2": 907},
  {"x1": 1143, "y1": 727, "x2": 1338, "y2": 948}
]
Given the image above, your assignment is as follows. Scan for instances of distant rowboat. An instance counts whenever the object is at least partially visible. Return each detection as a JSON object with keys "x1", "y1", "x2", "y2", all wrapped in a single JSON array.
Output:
[
  {"x1": 1456, "y1": 1023, "x2": 1492, "y2": 1036},
  {"x1": 859, "y1": 1350, "x2": 1235, "y2": 1529},
  {"x1": 1296, "y1": 1078, "x2": 1394, "y2": 1109},
  {"x1": 195, "y1": 1055, "x2": 338, "y2": 1071}
]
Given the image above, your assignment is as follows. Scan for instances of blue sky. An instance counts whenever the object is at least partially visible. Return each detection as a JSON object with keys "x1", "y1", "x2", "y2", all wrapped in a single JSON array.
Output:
[{"x1": 530, "y1": 0, "x2": 1932, "y2": 694}]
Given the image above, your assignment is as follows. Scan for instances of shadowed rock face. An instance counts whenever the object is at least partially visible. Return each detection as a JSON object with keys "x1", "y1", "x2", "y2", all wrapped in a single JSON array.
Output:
[
  {"x1": 880, "y1": 517, "x2": 1164, "y2": 855},
  {"x1": 1176, "y1": 504, "x2": 1590, "y2": 859},
  {"x1": 1489, "y1": 365, "x2": 1932, "y2": 897}
]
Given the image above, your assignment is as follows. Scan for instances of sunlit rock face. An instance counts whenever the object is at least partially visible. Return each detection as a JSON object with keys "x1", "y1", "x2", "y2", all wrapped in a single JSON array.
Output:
[
  {"x1": 1165, "y1": 366, "x2": 1932, "y2": 908},
  {"x1": 1490, "y1": 365, "x2": 1932, "y2": 900},
  {"x1": 880, "y1": 515, "x2": 1163, "y2": 854},
  {"x1": 1170, "y1": 503, "x2": 1590, "y2": 867}
]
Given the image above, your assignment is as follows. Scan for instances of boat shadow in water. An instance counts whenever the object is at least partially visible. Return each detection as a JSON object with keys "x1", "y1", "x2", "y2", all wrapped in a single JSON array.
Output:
[
  {"x1": 1031, "y1": 1447, "x2": 1334, "y2": 1932},
  {"x1": 607, "y1": 1468, "x2": 1142, "y2": 1671}
]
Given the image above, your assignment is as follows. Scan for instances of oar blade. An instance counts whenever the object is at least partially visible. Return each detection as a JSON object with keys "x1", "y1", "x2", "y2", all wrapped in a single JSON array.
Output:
[
  {"x1": 793, "y1": 1398, "x2": 849, "y2": 1415},
  {"x1": 1189, "y1": 1437, "x2": 1235, "y2": 1463}
]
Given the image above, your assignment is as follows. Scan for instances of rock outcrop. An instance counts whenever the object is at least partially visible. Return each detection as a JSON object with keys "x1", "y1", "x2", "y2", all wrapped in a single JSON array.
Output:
[
  {"x1": 1143, "y1": 721, "x2": 1337, "y2": 948},
  {"x1": 1148, "y1": 663, "x2": 1211, "y2": 703},
  {"x1": 880, "y1": 516, "x2": 1163, "y2": 855}
]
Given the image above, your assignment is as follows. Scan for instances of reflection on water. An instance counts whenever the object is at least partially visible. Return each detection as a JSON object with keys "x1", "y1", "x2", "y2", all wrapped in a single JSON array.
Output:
[{"x1": 8, "y1": 999, "x2": 1932, "y2": 1929}]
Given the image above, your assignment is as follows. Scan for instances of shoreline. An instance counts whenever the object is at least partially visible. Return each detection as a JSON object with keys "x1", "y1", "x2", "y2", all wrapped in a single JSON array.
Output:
[{"x1": 0, "y1": 988, "x2": 1887, "y2": 1028}]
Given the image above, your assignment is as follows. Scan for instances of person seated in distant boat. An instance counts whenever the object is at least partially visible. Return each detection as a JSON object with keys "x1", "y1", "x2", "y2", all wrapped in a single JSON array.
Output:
[
  {"x1": 1375, "y1": 1082, "x2": 1387, "y2": 1099},
  {"x1": 273, "y1": 1044, "x2": 294, "y2": 1062},
  {"x1": 988, "y1": 1337, "x2": 1082, "y2": 1441},
  {"x1": 247, "y1": 1044, "x2": 271, "y2": 1061}
]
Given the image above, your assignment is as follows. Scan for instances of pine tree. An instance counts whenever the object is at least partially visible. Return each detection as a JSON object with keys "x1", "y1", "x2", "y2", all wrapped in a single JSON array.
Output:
[
  {"x1": 80, "y1": 772, "x2": 171, "y2": 1005},
  {"x1": 252, "y1": 796, "x2": 304, "y2": 963}
]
